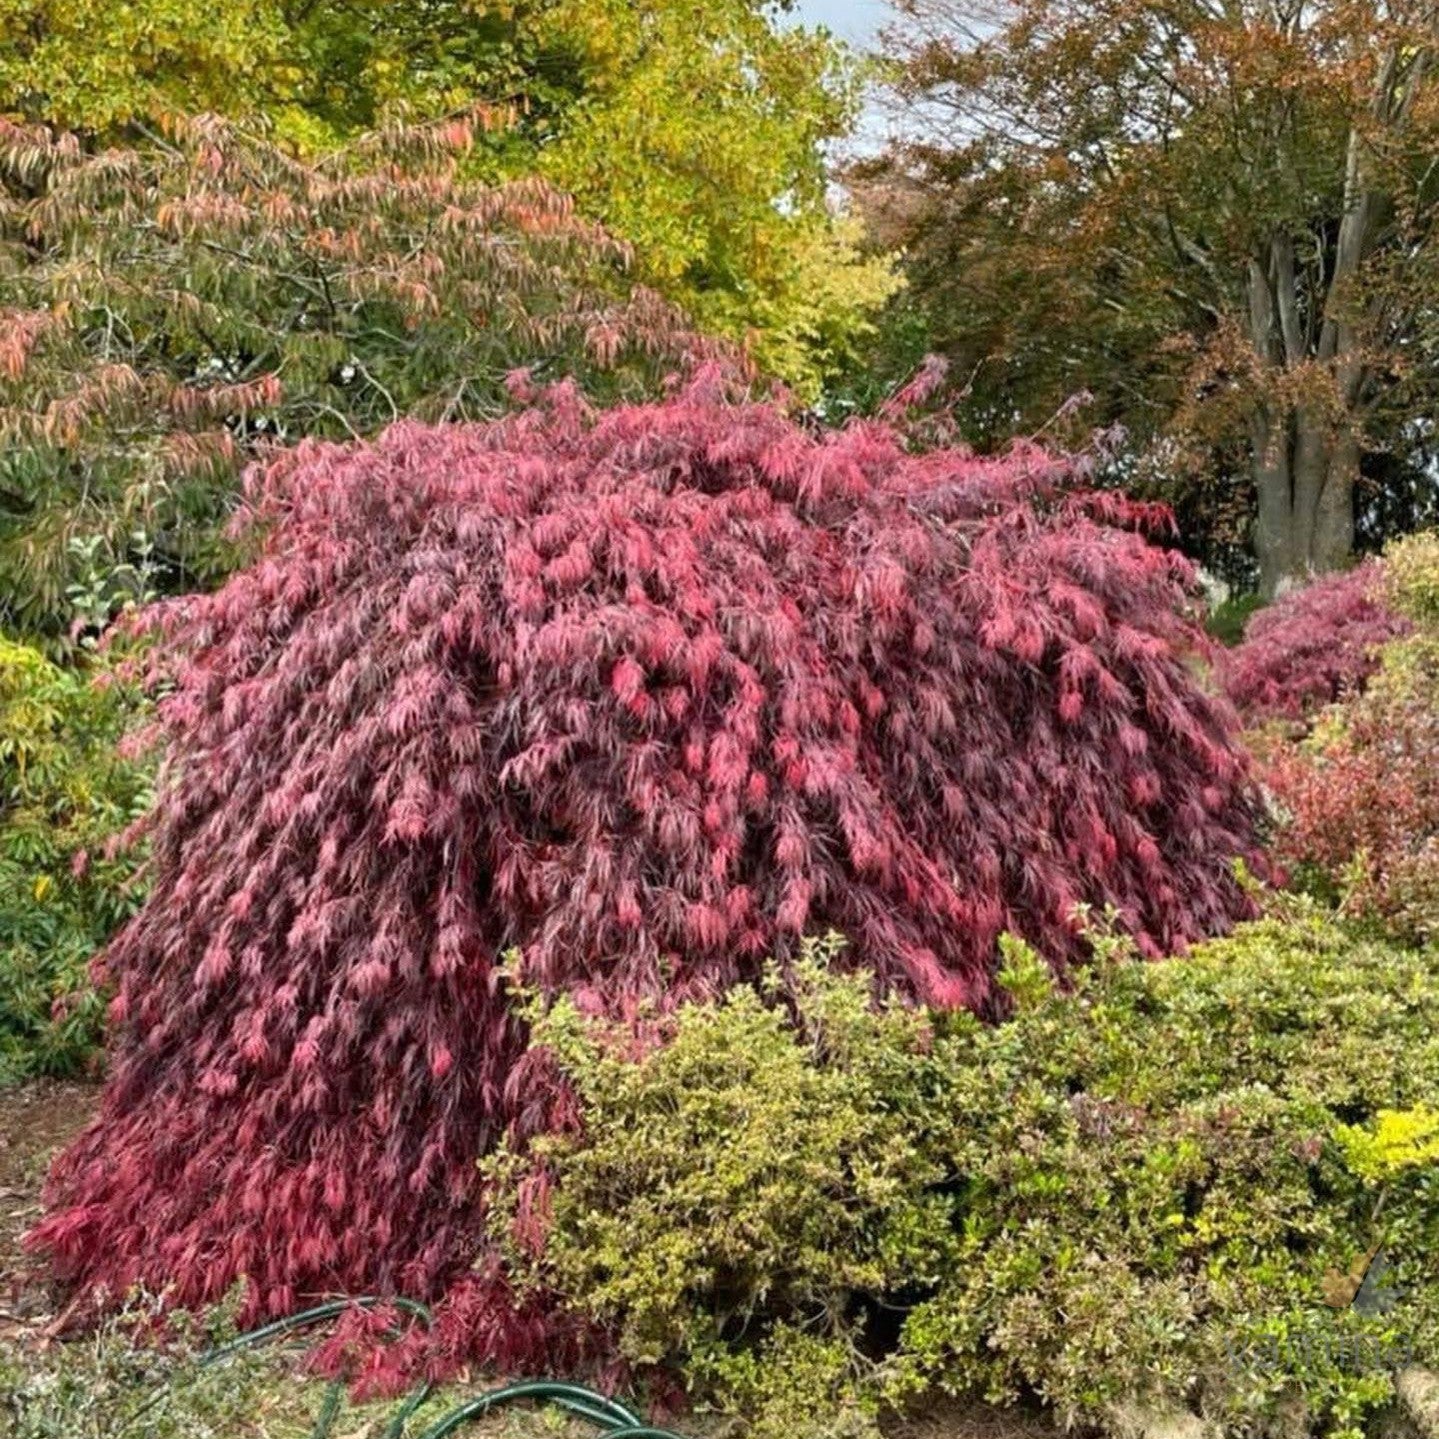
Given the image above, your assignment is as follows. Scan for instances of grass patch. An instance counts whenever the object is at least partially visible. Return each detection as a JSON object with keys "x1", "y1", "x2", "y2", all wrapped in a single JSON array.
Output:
[
  {"x1": 0, "y1": 1300, "x2": 602, "y2": 1439},
  {"x1": 1206, "y1": 591, "x2": 1264, "y2": 646}
]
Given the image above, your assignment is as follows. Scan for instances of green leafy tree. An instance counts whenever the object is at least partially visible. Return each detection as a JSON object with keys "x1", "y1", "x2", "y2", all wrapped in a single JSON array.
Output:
[
  {"x1": 0, "y1": 111, "x2": 710, "y2": 646},
  {"x1": 511, "y1": 0, "x2": 898, "y2": 390},
  {"x1": 0, "y1": 0, "x2": 528, "y2": 141},
  {"x1": 864, "y1": 0, "x2": 1439, "y2": 594},
  {"x1": 0, "y1": 0, "x2": 897, "y2": 395}
]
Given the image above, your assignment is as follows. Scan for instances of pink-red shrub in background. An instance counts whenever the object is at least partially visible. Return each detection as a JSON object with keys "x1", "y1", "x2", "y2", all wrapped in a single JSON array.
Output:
[
  {"x1": 1261, "y1": 534, "x2": 1439, "y2": 941},
  {"x1": 1221, "y1": 562, "x2": 1409, "y2": 724},
  {"x1": 30, "y1": 374, "x2": 1264, "y2": 1378},
  {"x1": 1263, "y1": 692, "x2": 1439, "y2": 939}
]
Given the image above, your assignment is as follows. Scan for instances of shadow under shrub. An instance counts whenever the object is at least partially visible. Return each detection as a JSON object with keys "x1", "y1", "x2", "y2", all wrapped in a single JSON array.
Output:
[{"x1": 489, "y1": 919, "x2": 1439, "y2": 1439}]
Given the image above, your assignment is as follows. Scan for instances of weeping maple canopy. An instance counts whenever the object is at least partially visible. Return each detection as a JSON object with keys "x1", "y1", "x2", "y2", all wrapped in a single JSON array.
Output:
[
  {"x1": 1221, "y1": 562, "x2": 1409, "y2": 725},
  {"x1": 32, "y1": 376, "x2": 1263, "y2": 1371}
]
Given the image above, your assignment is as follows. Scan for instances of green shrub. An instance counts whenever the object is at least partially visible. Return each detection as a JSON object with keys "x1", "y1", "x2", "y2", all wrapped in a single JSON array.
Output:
[
  {"x1": 1385, "y1": 532, "x2": 1439, "y2": 631},
  {"x1": 490, "y1": 920, "x2": 1439, "y2": 1439},
  {"x1": 0, "y1": 637, "x2": 150, "y2": 1082},
  {"x1": 487, "y1": 937, "x2": 954, "y2": 1439},
  {"x1": 1207, "y1": 591, "x2": 1264, "y2": 648}
]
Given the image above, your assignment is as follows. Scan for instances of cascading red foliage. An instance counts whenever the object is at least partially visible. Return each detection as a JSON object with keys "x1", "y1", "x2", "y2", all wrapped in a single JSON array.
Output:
[
  {"x1": 1220, "y1": 562, "x2": 1410, "y2": 724},
  {"x1": 31, "y1": 373, "x2": 1264, "y2": 1381}
]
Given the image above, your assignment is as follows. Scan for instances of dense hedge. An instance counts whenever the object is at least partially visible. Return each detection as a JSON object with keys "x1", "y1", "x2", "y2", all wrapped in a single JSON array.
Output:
[
  {"x1": 31, "y1": 379, "x2": 1263, "y2": 1367},
  {"x1": 493, "y1": 916, "x2": 1439, "y2": 1439}
]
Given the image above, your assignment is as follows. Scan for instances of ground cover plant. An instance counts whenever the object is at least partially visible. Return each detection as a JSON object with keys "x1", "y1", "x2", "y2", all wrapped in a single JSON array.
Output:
[
  {"x1": 0, "y1": 1297, "x2": 318, "y2": 1439},
  {"x1": 490, "y1": 917, "x2": 1439, "y2": 1439},
  {"x1": 28, "y1": 375, "x2": 1265, "y2": 1379},
  {"x1": 0, "y1": 1290, "x2": 607, "y2": 1439}
]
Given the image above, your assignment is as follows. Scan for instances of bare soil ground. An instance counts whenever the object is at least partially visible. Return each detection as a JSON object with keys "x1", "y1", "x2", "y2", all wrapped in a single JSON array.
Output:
[
  {"x1": 0, "y1": 1079, "x2": 1061, "y2": 1438},
  {"x1": 0, "y1": 1077, "x2": 97, "y2": 1338}
]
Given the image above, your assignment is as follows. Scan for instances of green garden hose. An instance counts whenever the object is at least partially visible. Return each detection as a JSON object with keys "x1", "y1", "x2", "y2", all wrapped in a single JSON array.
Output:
[
  {"x1": 132, "y1": 1295, "x2": 692, "y2": 1439},
  {"x1": 193, "y1": 1296, "x2": 437, "y2": 1439}
]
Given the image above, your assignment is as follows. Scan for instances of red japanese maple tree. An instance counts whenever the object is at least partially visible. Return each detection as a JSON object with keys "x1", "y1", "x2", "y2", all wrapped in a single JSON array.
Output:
[
  {"x1": 31, "y1": 374, "x2": 1264, "y2": 1374},
  {"x1": 1221, "y1": 563, "x2": 1409, "y2": 725}
]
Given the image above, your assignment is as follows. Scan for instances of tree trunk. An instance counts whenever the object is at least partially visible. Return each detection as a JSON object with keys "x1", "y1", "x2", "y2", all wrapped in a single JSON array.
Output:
[
  {"x1": 1251, "y1": 409, "x2": 1357, "y2": 599},
  {"x1": 1313, "y1": 430, "x2": 1358, "y2": 572}
]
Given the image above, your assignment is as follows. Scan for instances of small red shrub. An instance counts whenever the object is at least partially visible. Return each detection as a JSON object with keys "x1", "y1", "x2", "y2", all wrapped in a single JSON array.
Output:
[
  {"x1": 1221, "y1": 563, "x2": 1409, "y2": 724},
  {"x1": 1263, "y1": 691, "x2": 1439, "y2": 938},
  {"x1": 1260, "y1": 534, "x2": 1439, "y2": 940},
  {"x1": 31, "y1": 375, "x2": 1264, "y2": 1377}
]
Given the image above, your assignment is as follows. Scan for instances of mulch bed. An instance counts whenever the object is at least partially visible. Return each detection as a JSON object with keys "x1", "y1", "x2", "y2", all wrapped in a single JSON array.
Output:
[{"x1": 0, "y1": 1078, "x2": 98, "y2": 1340}]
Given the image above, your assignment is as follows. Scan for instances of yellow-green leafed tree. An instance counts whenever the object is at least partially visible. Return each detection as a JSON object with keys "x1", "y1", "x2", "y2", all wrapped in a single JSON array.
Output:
[
  {"x1": 0, "y1": 0, "x2": 286, "y2": 133},
  {"x1": 0, "y1": 0, "x2": 895, "y2": 395},
  {"x1": 0, "y1": 0, "x2": 519, "y2": 141},
  {"x1": 517, "y1": 0, "x2": 898, "y2": 394}
]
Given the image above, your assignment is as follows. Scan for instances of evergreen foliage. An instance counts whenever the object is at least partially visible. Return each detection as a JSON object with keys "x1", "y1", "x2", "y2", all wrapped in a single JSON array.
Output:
[
  {"x1": 494, "y1": 918, "x2": 1439, "y2": 1439},
  {"x1": 0, "y1": 637, "x2": 148, "y2": 1082}
]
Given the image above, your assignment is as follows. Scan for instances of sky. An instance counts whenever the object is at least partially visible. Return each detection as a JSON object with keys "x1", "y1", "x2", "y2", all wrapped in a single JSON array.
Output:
[
  {"x1": 786, "y1": 0, "x2": 898, "y2": 152},
  {"x1": 788, "y1": 0, "x2": 892, "y2": 48}
]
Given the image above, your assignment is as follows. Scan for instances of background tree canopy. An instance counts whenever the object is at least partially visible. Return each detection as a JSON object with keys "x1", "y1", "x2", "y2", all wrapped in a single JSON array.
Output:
[
  {"x1": 0, "y1": 0, "x2": 895, "y2": 396},
  {"x1": 860, "y1": 0, "x2": 1439, "y2": 593},
  {"x1": 0, "y1": 112, "x2": 712, "y2": 647}
]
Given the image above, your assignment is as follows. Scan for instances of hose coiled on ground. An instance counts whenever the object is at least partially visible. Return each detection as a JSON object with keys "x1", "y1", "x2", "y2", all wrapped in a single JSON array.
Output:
[{"x1": 128, "y1": 1295, "x2": 692, "y2": 1439}]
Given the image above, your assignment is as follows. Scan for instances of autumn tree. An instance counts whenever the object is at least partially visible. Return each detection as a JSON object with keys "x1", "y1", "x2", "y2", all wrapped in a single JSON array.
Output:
[
  {"x1": 865, "y1": 0, "x2": 1439, "y2": 594},
  {"x1": 0, "y1": 111, "x2": 714, "y2": 647},
  {"x1": 31, "y1": 378, "x2": 1263, "y2": 1361},
  {"x1": 0, "y1": 0, "x2": 896, "y2": 394}
]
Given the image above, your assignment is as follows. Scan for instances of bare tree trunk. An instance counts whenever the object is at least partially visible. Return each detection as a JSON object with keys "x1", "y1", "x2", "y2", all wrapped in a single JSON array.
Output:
[
  {"x1": 1313, "y1": 430, "x2": 1358, "y2": 572},
  {"x1": 1244, "y1": 85, "x2": 1377, "y2": 598},
  {"x1": 1252, "y1": 412, "x2": 1296, "y2": 598},
  {"x1": 1250, "y1": 410, "x2": 1357, "y2": 598}
]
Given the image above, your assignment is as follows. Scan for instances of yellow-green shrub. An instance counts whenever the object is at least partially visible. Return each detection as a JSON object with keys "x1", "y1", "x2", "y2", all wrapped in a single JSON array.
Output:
[
  {"x1": 0, "y1": 637, "x2": 149, "y2": 1081},
  {"x1": 1385, "y1": 532, "x2": 1439, "y2": 629},
  {"x1": 490, "y1": 918, "x2": 1439, "y2": 1439}
]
